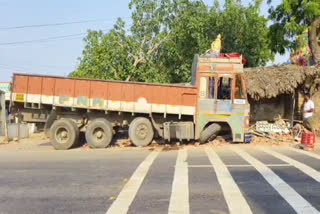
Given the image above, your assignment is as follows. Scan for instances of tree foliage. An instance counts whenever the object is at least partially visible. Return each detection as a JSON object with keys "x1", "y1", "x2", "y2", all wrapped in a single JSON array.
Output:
[
  {"x1": 70, "y1": 0, "x2": 273, "y2": 83},
  {"x1": 269, "y1": 0, "x2": 320, "y2": 63}
]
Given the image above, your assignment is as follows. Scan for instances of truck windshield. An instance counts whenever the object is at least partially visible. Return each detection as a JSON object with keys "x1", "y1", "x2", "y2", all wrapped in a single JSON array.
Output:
[
  {"x1": 218, "y1": 77, "x2": 231, "y2": 100},
  {"x1": 234, "y1": 74, "x2": 246, "y2": 99}
]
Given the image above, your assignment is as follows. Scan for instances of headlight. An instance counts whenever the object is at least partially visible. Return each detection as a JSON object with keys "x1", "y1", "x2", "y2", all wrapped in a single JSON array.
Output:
[{"x1": 244, "y1": 116, "x2": 250, "y2": 128}]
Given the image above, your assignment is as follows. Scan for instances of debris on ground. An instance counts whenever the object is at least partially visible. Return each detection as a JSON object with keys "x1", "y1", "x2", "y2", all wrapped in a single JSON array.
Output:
[
  {"x1": 194, "y1": 142, "x2": 200, "y2": 147},
  {"x1": 255, "y1": 119, "x2": 290, "y2": 134},
  {"x1": 80, "y1": 144, "x2": 90, "y2": 150},
  {"x1": 250, "y1": 116, "x2": 300, "y2": 146},
  {"x1": 209, "y1": 136, "x2": 229, "y2": 147},
  {"x1": 116, "y1": 139, "x2": 132, "y2": 148},
  {"x1": 250, "y1": 134, "x2": 297, "y2": 146}
]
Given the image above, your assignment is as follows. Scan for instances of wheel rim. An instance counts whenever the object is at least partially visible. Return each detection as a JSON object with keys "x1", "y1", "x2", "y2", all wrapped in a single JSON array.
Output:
[
  {"x1": 135, "y1": 124, "x2": 148, "y2": 140},
  {"x1": 92, "y1": 127, "x2": 105, "y2": 144},
  {"x1": 55, "y1": 127, "x2": 70, "y2": 144}
]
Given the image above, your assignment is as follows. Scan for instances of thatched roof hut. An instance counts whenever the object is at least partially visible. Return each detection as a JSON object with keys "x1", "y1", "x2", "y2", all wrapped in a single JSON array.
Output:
[{"x1": 245, "y1": 65, "x2": 320, "y2": 100}]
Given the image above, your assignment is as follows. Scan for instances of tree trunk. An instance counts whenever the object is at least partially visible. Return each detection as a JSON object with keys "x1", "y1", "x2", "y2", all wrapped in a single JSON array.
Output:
[{"x1": 310, "y1": 18, "x2": 320, "y2": 65}]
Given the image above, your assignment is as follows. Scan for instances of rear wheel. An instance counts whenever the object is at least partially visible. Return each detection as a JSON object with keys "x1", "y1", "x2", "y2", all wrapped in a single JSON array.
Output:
[
  {"x1": 129, "y1": 117, "x2": 154, "y2": 147},
  {"x1": 50, "y1": 119, "x2": 79, "y2": 150},
  {"x1": 85, "y1": 119, "x2": 113, "y2": 149},
  {"x1": 200, "y1": 123, "x2": 222, "y2": 144}
]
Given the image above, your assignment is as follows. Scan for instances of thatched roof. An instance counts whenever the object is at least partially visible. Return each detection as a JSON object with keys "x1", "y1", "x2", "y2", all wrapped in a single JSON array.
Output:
[{"x1": 245, "y1": 65, "x2": 320, "y2": 100}]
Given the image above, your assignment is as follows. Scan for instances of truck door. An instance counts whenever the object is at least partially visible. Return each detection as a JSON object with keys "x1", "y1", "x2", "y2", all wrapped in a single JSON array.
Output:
[
  {"x1": 230, "y1": 74, "x2": 250, "y2": 141},
  {"x1": 198, "y1": 75, "x2": 217, "y2": 113}
]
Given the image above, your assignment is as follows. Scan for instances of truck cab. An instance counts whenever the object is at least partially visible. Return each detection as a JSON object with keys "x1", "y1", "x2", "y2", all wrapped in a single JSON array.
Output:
[{"x1": 192, "y1": 54, "x2": 251, "y2": 143}]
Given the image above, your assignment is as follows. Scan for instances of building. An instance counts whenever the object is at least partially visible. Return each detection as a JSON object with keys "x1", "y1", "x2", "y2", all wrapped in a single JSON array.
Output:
[{"x1": 245, "y1": 65, "x2": 320, "y2": 134}]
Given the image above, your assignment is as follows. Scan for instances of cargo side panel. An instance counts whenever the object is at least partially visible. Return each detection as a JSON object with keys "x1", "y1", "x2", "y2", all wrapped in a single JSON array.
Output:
[
  {"x1": 41, "y1": 77, "x2": 55, "y2": 104},
  {"x1": 54, "y1": 78, "x2": 75, "y2": 107},
  {"x1": 134, "y1": 84, "x2": 152, "y2": 113},
  {"x1": 26, "y1": 76, "x2": 42, "y2": 103},
  {"x1": 166, "y1": 87, "x2": 181, "y2": 114},
  {"x1": 74, "y1": 79, "x2": 90, "y2": 108},
  {"x1": 12, "y1": 74, "x2": 197, "y2": 116},
  {"x1": 151, "y1": 85, "x2": 167, "y2": 113},
  {"x1": 181, "y1": 88, "x2": 197, "y2": 115},
  {"x1": 12, "y1": 75, "x2": 28, "y2": 102},
  {"x1": 121, "y1": 84, "x2": 134, "y2": 112},
  {"x1": 90, "y1": 81, "x2": 108, "y2": 109},
  {"x1": 108, "y1": 82, "x2": 121, "y2": 110}
]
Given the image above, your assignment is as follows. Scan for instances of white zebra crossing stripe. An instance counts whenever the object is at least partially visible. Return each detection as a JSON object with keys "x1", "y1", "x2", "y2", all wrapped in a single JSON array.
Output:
[
  {"x1": 288, "y1": 147, "x2": 320, "y2": 160},
  {"x1": 105, "y1": 149, "x2": 162, "y2": 214},
  {"x1": 168, "y1": 148, "x2": 190, "y2": 214},
  {"x1": 232, "y1": 147, "x2": 320, "y2": 214},
  {"x1": 204, "y1": 147, "x2": 253, "y2": 214},
  {"x1": 260, "y1": 147, "x2": 320, "y2": 183}
]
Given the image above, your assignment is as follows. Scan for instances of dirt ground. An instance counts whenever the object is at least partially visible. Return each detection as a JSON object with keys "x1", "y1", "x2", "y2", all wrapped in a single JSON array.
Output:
[{"x1": 0, "y1": 132, "x2": 319, "y2": 152}]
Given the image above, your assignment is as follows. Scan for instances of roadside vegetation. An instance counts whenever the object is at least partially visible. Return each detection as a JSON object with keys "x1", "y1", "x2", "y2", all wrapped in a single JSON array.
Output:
[{"x1": 70, "y1": 0, "x2": 320, "y2": 84}]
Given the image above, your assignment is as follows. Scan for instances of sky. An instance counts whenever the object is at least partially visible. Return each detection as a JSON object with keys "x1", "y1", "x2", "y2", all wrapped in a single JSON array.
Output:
[{"x1": 0, "y1": 0, "x2": 287, "y2": 82}]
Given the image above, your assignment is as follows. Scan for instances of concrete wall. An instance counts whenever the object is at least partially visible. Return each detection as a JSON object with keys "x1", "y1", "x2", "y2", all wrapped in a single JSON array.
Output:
[{"x1": 249, "y1": 95, "x2": 293, "y2": 122}]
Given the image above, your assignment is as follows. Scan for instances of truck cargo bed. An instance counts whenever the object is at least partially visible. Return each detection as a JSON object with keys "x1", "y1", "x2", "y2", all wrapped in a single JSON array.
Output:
[{"x1": 12, "y1": 74, "x2": 197, "y2": 116}]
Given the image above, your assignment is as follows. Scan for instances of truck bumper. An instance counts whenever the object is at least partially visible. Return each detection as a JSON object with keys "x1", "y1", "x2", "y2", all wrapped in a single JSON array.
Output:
[{"x1": 244, "y1": 132, "x2": 252, "y2": 143}]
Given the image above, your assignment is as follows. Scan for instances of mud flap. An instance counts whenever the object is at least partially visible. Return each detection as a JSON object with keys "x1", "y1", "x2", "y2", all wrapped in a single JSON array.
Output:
[{"x1": 44, "y1": 111, "x2": 57, "y2": 138}]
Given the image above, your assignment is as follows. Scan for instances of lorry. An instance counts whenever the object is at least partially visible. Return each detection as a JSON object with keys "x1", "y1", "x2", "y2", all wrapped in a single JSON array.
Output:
[{"x1": 11, "y1": 54, "x2": 251, "y2": 150}]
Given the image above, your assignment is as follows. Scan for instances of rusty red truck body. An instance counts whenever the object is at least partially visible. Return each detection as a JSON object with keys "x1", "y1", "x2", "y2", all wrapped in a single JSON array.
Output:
[{"x1": 11, "y1": 54, "x2": 251, "y2": 149}]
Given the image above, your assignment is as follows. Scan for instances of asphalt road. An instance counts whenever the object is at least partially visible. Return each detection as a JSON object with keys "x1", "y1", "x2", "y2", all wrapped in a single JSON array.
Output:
[{"x1": 0, "y1": 145, "x2": 320, "y2": 214}]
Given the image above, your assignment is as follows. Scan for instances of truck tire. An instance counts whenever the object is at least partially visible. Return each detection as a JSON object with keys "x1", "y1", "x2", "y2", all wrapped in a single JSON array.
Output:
[
  {"x1": 50, "y1": 119, "x2": 79, "y2": 150},
  {"x1": 200, "y1": 123, "x2": 222, "y2": 144},
  {"x1": 129, "y1": 117, "x2": 154, "y2": 147},
  {"x1": 85, "y1": 119, "x2": 113, "y2": 149}
]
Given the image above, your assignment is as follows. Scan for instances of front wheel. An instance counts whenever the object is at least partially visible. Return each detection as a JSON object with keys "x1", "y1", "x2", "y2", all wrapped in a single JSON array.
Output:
[
  {"x1": 200, "y1": 123, "x2": 222, "y2": 144},
  {"x1": 129, "y1": 117, "x2": 154, "y2": 147}
]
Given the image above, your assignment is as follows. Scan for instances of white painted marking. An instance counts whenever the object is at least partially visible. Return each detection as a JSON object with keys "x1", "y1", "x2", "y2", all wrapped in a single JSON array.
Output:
[
  {"x1": 187, "y1": 164, "x2": 290, "y2": 168},
  {"x1": 288, "y1": 147, "x2": 320, "y2": 160},
  {"x1": 168, "y1": 148, "x2": 190, "y2": 214},
  {"x1": 105, "y1": 149, "x2": 162, "y2": 214},
  {"x1": 232, "y1": 147, "x2": 320, "y2": 214},
  {"x1": 204, "y1": 147, "x2": 253, "y2": 214},
  {"x1": 226, "y1": 164, "x2": 252, "y2": 167},
  {"x1": 187, "y1": 164, "x2": 212, "y2": 168},
  {"x1": 226, "y1": 164, "x2": 291, "y2": 168},
  {"x1": 259, "y1": 148, "x2": 320, "y2": 183},
  {"x1": 264, "y1": 164, "x2": 292, "y2": 167}
]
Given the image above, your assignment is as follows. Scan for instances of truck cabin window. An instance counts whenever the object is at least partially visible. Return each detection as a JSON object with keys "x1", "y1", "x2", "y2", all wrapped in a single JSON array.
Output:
[
  {"x1": 208, "y1": 77, "x2": 215, "y2": 99},
  {"x1": 199, "y1": 77, "x2": 207, "y2": 98},
  {"x1": 218, "y1": 77, "x2": 231, "y2": 100},
  {"x1": 235, "y1": 74, "x2": 246, "y2": 99}
]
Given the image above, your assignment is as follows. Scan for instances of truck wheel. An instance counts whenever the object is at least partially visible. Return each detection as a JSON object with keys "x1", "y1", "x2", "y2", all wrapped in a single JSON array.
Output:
[
  {"x1": 50, "y1": 119, "x2": 79, "y2": 150},
  {"x1": 129, "y1": 117, "x2": 154, "y2": 147},
  {"x1": 200, "y1": 123, "x2": 222, "y2": 144},
  {"x1": 85, "y1": 119, "x2": 113, "y2": 149}
]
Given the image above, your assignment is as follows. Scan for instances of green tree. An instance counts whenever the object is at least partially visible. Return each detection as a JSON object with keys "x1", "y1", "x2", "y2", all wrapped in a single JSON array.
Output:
[
  {"x1": 157, "y1": 0, "x2": 212, "y2": 83},
  {"x1": 71, "y1": 0, "x2": 273, "y2": 83},
  {"x1": 269, "y1": 0, "x2": 320, "y2": 64},
  {"x1": 70, "y1": 19, "x2": 133, "y2": 80},
  {"x1": 71, "y1": 0, "x2": 175, "y2": 82},
  {"x1": 157, "y1": 0, "x2": 272, "y2": 82},
  {"x1": 217, "y1": 0, "x2": 273, "y2": 67}
]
